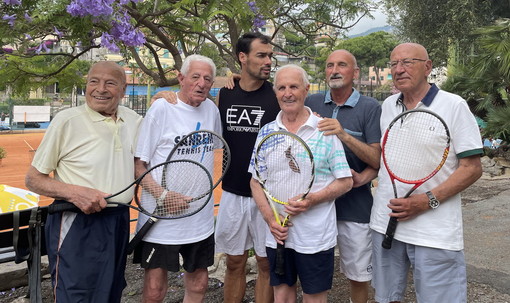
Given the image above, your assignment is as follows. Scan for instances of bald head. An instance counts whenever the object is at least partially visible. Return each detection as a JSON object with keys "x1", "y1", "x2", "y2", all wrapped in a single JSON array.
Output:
[
  {"x1": 88, "y1": 61, "x2": 126, "y2": 85},
  {"x1": 327, "y1": 49, "x2": 357, "y2": 68},
  {"x1": 390, "y1": 43, "x2": 432, "y2": 95},
  {"x1": 391, "y1": 43, "x2": 429, "y2": 61},
  {"x1": 85, "y1": 61, "x2": 127, "y2": 118}
]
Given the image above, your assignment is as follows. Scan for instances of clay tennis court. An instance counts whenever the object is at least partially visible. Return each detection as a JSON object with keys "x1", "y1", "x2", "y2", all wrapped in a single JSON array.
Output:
[{"x1": 0, "y1": 130, "x2": 223, "y2": 233}]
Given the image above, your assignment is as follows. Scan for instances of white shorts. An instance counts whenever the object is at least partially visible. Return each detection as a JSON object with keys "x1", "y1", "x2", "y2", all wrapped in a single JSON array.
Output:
[
  {"x1": 336, "y1": 221, "x2": 372, "y2": 282},
  {"x1": 215, "y1": 191, "x2": 268, "y2": 257},
  {"x1": 371, "y1": 231, "x2": 467, "y2": 303}
]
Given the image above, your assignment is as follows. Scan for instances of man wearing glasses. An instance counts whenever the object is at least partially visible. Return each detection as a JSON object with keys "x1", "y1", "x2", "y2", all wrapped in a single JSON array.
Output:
[{"x1": 370, "y1": 43, "x2": 483, "y2": 303}]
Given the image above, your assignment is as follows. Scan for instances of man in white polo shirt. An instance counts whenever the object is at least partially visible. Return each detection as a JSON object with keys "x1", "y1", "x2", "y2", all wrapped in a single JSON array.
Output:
[{"x1": 370, "y1": 43, "x2": 483, "y2": 303}]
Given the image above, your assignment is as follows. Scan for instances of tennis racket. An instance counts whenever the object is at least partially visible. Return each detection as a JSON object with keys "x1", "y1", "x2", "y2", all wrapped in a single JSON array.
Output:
[
  {"x1": 165, "y1": 129, "x2": 230, "y2": 189},
  {"x1": 254, "y1": 131, "x2": 315, "y2": 276},
  {"x1": 381, "y1": 108, "x2": 450, "y2": 249},
  {"x1": 47, "y1": 159, "x2": 213, "y2": 228},
  {"x1": 127, "y1": 129, "x2": 230, "y2": 253}
]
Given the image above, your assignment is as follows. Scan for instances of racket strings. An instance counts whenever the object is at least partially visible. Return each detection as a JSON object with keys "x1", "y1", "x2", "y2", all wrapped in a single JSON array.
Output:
[
  {"x1": 169, "y1": 131, "x2": 230, "y2": 190},
  {"x1": 383, "y1": 112, "x2": 450, "y2": 182},
  {"x1": 137, "y1": 160, "x2": 212, "y2": 219},
  {"x1": 256, "y1": 133, "x2": 314, "y2": 204}
]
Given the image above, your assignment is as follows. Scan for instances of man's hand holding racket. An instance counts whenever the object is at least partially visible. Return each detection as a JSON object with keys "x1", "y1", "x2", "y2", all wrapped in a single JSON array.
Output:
[{"x1": 387, "y1": 193, "x2": 432, "y2": 222}]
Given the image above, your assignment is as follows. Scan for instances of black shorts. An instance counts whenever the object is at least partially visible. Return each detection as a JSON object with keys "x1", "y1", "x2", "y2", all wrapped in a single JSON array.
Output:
[
  {"x1": 135, "y1": 234, "x2": 214, "y2": 273},
  {"x1": 266, "y1": 246, "x2": 334, "y2": 295}
]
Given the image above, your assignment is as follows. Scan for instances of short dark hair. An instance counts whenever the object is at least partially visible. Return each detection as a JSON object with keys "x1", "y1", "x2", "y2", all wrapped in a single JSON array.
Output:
[{"x1": 235, "y1": 32, "x2": 271, "y2": 60}]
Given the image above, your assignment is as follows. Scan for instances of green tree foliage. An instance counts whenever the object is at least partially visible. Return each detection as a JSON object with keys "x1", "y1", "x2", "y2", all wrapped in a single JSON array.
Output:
[
  {"x1": 383, "y1": 0, "x2": 502, "y2": 66},
  {"x1": 335, "y1": 31, "x2": 398, "y2": 85},
  {"x1": 441, "y1": 18, "x2": 510, "y2": 142},
  {"x1": 0, "y1": 0, "x2": 377, "y2": 94}
]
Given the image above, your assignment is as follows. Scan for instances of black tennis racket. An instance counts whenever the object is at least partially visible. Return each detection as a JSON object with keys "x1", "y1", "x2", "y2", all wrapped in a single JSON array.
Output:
[
  {"x1": 47, "y1": 159, "x2": 213, "y2": 233},
  {"x1": 254, "y1": 130, "x2": 315, "y2": 276},
  {"x1": 381, "y1": 108, "x2": 450, "y2": 249},
  {"x1": 127, "y1": 129, "x2": 230, "y2": 253},
  {"x1": 165, "y1": 129, "x2": 230, "y2": 189}
]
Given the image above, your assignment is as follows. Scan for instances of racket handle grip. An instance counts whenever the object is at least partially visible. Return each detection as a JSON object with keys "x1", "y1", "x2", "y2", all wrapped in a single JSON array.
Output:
[
  {"x1": 48, "y1": 202, "x2": 81, "y2": 214},
  {"x1": 382, "y1": 217, "x2": 398, "y2": 249},
  {"x1": 126, "y1": 218, "x2": 157, "y2": 255},
  {"x1": 274, "y1": 243, "x2": 285, "y2": 276}
]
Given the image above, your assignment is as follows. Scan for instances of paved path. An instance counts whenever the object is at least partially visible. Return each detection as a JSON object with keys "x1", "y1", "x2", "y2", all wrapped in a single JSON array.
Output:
[{"x1": 464, "y1": 188, "x2": 510, "y2": 295}]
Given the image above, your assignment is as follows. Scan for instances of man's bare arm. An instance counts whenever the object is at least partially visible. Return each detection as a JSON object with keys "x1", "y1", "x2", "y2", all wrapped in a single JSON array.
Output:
[{"x1": 25, "y1": 166, "x2": 108, "y2": 214}]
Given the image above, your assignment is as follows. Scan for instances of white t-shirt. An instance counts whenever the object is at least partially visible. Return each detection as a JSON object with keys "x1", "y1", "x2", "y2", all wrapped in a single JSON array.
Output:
[
  {"x1": 370, "y1": 89, "x2": 483, "y2": 250},
  {"x1": 135, "y1": 97, "x2": 221, "y2": 245},
  {"x1": 249, "y1": 106, "x2": 352, "y2": 254}
]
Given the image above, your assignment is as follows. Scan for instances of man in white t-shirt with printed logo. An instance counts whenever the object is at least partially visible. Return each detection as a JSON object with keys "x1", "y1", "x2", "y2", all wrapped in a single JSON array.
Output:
[{"x1": 134, "y1": 54, "x2": 221, "y2": 303}]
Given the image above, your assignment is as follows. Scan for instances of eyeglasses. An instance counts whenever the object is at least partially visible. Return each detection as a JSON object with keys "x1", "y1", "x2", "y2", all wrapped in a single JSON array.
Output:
[{"x1": 388, "y1": 58, "x2": 427, "y2": 69}]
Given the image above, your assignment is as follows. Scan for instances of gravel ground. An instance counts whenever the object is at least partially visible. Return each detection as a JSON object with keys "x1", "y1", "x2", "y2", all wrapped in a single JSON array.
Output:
[{"x1": 1, "y1": 177, "x2": 509, "y2": 302}]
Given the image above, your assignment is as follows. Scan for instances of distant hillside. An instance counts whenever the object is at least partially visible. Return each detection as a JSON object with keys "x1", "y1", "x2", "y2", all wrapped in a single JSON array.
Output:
[{"x1": 349, "y1": 25, "x2": 393, "y2": 38}]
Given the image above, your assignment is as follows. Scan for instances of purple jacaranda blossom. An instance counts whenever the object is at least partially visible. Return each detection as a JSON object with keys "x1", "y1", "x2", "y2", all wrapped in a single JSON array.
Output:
[
  {"x1": 54, "y1": 27, "x2": 63, "y2": 38},
  {"x1": 253, "y1": 15, "x2": 266, "y2": 29},
  {"x1": 109, "y1": 10, "x2": 145, "y2": 46},
  {"x1": 35, "y1": 42, "x2": 50, "y2": 54},
  {"x1": 66, "y1": 0, "x2": 145, "y2": 48},
  {"x1": 119, "y1": 0, "x2": 141, "y2": 4},
  {"x1": 246, "y1": 1, "x2": 266, "y2": 30},
  {"x1": 24, "y1": 12, "x2": 32, "y2": 22},
  {"x1": 4, "y1": 0, "x2": 21, "y2": 5},
  {"x1": 67, "y1": 0, "x2": 114, "y2": 17},
  {"x1": 24, "y1": 33, "x2": 32, "y2": 40},
  {"x1": 100, "y1": 32, "x2": 120, "y2": 52},
  {"x1": 1, "y1": 47, "x2": 13, "y2": 53},
  {"x1": 2, "y1": 14, "x2": 16, "y2": 27}
]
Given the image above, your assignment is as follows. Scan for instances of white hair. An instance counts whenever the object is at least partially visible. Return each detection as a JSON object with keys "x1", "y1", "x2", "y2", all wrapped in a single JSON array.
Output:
[
  {"x1": 180, "y1": 54, "x2": 216, "y2": 79},
  {"x1": 273, "y1": 64, "x2": 309, "y2": 87}
]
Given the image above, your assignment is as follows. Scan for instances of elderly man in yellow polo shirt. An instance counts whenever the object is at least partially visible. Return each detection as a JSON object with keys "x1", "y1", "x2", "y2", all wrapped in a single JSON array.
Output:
[{"x1": 25, "y1": 61, "x2": 142, "y2": 303}]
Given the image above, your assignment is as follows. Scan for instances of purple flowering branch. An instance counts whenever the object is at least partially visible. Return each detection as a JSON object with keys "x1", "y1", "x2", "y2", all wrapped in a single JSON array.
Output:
[
  {"x1": 66, "y1": 0, "x2": 145, "y2": 52},
  {"x1": 2, "y1": 14, "x2": 16, "y2": 27},
  {"x1": 4, "y1": 0, "x2": 21, "y2": 5},
  {"x1": 247, "y1": 1, "x2": 266, "y2": 30}
]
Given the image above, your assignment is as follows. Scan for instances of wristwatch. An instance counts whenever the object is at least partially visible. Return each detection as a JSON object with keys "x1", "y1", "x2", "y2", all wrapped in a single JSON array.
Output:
[{"x1": 426, "y1": 191, "x2": 440, "y2": 209}]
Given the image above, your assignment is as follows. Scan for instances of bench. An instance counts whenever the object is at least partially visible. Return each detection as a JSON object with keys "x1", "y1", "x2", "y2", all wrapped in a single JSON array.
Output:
[{"x1": 0, "y1": 207, "x2": 47, "y2": 303}]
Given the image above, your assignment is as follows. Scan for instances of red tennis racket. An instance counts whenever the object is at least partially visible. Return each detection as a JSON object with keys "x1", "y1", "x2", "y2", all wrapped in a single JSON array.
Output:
[{"x1": 381, "y1": 108, "x2": 450, "y2": 249}]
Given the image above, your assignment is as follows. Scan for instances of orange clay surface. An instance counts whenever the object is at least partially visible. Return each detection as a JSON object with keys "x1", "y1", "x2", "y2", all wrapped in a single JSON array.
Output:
[{"x1": 0, "y1": 131, "x2": 222, "y2": 234}]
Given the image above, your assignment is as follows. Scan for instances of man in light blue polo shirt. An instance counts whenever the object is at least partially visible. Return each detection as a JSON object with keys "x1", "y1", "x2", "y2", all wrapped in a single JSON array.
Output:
[{"x1": 305, "y1": 49, "x2": 381, "y2": 303}]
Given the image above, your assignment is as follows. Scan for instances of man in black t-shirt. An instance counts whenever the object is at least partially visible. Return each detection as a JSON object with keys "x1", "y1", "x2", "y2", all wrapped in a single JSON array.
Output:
[
  {"x1": 214, "y1": 32, "x2": 279, "y2": 303},
  {"x1": 151, "y1": 32, "x2": 279, "y2": 303}
]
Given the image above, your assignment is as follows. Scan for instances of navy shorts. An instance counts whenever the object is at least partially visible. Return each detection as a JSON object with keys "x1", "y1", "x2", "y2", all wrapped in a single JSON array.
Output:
[
  {"x1": 136, "y1": 234, "x2": 215, "y2": 273},
  {"x1": 45, "y1": 201, "x2": 130, "y2": 303},
  {"x1": 266, "y1": 246, "x2": 334, "y2": 294}
]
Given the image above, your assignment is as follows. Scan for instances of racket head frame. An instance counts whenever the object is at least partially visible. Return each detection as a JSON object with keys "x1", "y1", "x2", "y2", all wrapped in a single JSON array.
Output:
[
  {"x1": 380, "y1": 109, "x2": 451, "y2": 249},
  {"x1": 254, "y1": 130, "x2": 315, "y2": 226},
  {"x1": 133, "y1": 159, "x2": 213, "y2": 219},
  {"x1": 165, "y1": 129, "x2": 231, "y2": 190}
]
